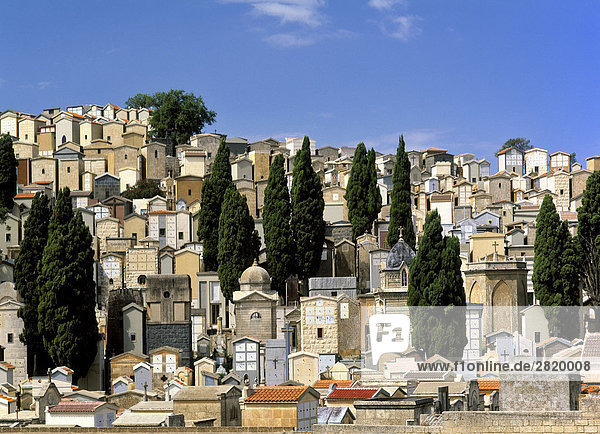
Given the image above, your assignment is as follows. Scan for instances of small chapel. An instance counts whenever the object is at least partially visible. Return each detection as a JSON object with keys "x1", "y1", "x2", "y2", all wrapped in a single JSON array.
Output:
[{"x1": 373, "y1": 236, "x2": 416, "y2": 313}]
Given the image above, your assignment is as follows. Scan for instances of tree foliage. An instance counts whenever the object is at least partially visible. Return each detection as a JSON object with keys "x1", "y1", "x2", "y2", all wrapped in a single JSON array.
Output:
[
  {"x1": 0, "y1": 134, "x2": 17, "y2": 219},
  {"x1": 217, "y1": 187, "x2": 255, "y2": 301},
  {"x1": 345, "y1": 143, "x2": 372, "y2": 241},
  {"x1": 263, "y1": 154, "x2": 295, "y2": 297},
  {"x1": 578, "y1": 171, "x2": 600, "y2": 306},
  {"x1": 408, "y1": 211, "x2": 467, "y2": 358},
  {"x1": 15, "y1": 192, "x2": 51, "y2": 375},
  {"x1": 533, "y1": 195, "x2": 580, "y2": 337},
  {"x1": 197, "y1": 140, "x2": 233, "y2": 271},
  {"x1": 388, "y1": 135, "x2": 416, "y2": 249},
  {"x1": 38, "y1": 188, "x2": 98, "y2": 379},
  {"x1": 121, "y1": 179, "x2": 164, "y2": 200},
  {"x1": 125, "y1": 89, "x2": 216, "y2": 146},
  {"x1": 367, "y1": 148, "x2": 382, "y2": 226},
  {"x1": 495, "y1": 137, "x2": 532, "y2": 156},
  {"x1": 291, "y1": 136, "x2": 325, "y2": 287}
]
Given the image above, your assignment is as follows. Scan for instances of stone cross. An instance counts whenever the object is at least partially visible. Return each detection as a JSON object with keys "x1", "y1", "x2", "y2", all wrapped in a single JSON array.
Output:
[
  {"x1": 500, "y1": 349, "x2": 510, "y2": 362},
  {"x1": 272, "y1": 357, "x2": 278, "y2": 369},
  {"x1": 492, "y1": 241, "x2": 499, "y2": 253}
]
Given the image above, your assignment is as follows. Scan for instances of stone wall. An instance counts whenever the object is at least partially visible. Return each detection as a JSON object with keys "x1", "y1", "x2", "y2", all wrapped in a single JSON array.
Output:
[
  {"x1": 243, "y1": 403, "x2": 297, "y2": 428},
  {"x1": 301, "y1": 297, "x2": 339, "y2": 354},
  {"x1": 146, "y1": 323, "x2": 192, "y2": 367}
]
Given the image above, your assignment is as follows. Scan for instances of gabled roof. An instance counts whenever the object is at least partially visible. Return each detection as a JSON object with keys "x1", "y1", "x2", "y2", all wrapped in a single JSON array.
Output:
[
  {"x1": 326, "y1": 387, "x2": 387, "y2": 400},
  {"x1": 48, "y1": 400, "x2": 117, "y2": 413},
  {"x1": 245, "y1": 386, "x2": 318, "y2": 403}
]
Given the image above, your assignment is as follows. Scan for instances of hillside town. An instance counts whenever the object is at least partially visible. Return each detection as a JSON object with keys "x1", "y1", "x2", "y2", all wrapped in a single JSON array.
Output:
[{"x1": 1, "y1": 103, "x2": 600, "y2": 432}]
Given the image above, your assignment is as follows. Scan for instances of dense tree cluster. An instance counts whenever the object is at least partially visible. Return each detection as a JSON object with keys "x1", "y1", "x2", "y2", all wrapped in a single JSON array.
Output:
[
  {"x1": 263, "y1": 154, "x2": 296, "y2": 297},
  {"x1": 495, "y1": 137, "x2": 532, "y2": 156},
  {"x1": 0, "y1": 134, "x2": 17, "y2": 220},
  {"x1": 16, "y1": 188, "x2": 98, "y2": 378},
  {"x1": 125, "y1": 89, "x2": 216, "y2": 150},
  {"x1": 388, "y1": 135, "x2": 416, "y2": 249},
  {"x1": 121, "y1": 179, "x2": 164, "y2": 200},
  {"x1": 578, "y1": 171, "x2": 600, "y2": 307},
  {"x1": 291, "y1": 137, "x2": 325, "y2": 292},
  {"x1": 197, "y1": 140, "x2": 234, "y2": 272},
  {"x1": 408, "y1": 211, "x2": 467, "y2": 358},
  {"x1": 533, "y1": 195, "x2": 580, "y2": 337}
]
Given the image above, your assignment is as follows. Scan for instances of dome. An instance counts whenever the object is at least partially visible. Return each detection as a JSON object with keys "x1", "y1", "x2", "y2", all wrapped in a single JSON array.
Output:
[
  {"x1": 385, "y1": 237, "x2": 416, "y2": 270},
  {"x1": 240, "y1": 259, "x2": 271, "y2": 284}
]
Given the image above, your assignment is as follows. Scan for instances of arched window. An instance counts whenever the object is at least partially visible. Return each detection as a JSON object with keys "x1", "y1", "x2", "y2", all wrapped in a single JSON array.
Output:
[
  {"x1": 109, "y1": 278, "x2": 114, "y2": 285},
  {"x1": 138, "y1": 275, "x2": 146, "y2": 285},
  {"x1": 155, "y1": 150, "x2": 158, "y2": 158},
  {"x1": 401, "y1": 269, "x2": 407, "y2": 286},
  {"x1": 61, "y1": 135, "x2": 67, "y2": 143},
  {"x1": 250, "y1": 312, "x2": 261, "y2": 319}
]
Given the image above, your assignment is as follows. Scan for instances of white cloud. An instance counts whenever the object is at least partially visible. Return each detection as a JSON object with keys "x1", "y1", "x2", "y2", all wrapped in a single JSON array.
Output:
[
  {"x1": 37, "y1": 81, "x2": 51, "y2": 89},
  {"x1": 264, "y1": 32, "x2": 316, "y2": 47},
  {"x1": 384, "y1": 15, "x2": 422, "y2": 41},
  {"x1": 368, "y1": 0, "x2": 406, "y2": 11},
  {"x1": 224, "y1": 0, "x2": 325, "y2": 27}
]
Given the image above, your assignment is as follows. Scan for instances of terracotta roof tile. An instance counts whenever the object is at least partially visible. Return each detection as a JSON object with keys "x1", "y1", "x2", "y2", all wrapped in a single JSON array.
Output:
[
  {"x1": 313, "y1": 380, "x2": 353, "y2": 389},
  {"x1": 0, "y1": 362, "x2": 15, "y2": 370},
  {"x1": 14, "y1": 193, "x2": 35, "y2": 199},
  {"x1": 48, "y1": 400, "x2": 106, "y2": 413},
  {"x1": 326, "y1": 387, "x2": 381, "y2": 400},
  {"x1": 245, "y1": 386, "x2": 309, "y2": 403},
  {"x1": 477, "y1": 378, "x2": 499, "y2": 393},
  {"x1": 0, "y1": 395, "x2": 16, "y2": 403}
]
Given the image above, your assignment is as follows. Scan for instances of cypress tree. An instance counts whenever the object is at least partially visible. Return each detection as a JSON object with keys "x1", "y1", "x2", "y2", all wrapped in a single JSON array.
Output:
[
  {"x1": 217, "y1": 187, "x2": 255, "y2": 301},
  {"x1": 38, "y1": 188, "x2": 99, "y2": 378},
  {"x1": 345, "y1": 143, "x2": 371, "y2": 241},
  {"x1": 197, "y1": 140, "x2": 233, "y2": 271},
  {"x1": 15, "y1": 192, "x2": 51, "y2": 375},
  {"x1": 534, "y1": 195, "x2": 580, "y2": 337},
  {"x1": 408, "y1": 210, "x2": 467, "y2": 358},
  {"x1": 388, "y1": 135, "x2": 416, "y2": 249},
  {"x1": 0, "y1": 134, "x2": 17, "y2": 218},
  {"x1": 578, "y1": 171, "x2": 600, "y2": 307},
  {"x1": 263, "y1": 154, "x2": 295, "y2": 297},
  {"x1": 367, "y1": 148, "x2": 382, "y2": 227},
  {"x1": 291, "y1": 136, "x2": 325, "y2": 291}
]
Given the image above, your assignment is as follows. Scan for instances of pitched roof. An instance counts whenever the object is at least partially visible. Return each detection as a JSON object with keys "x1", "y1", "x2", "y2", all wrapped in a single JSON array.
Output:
[
  {"x1": 14, "y1": 193, "x2": 35, "y2": 199},
  {"x1": 477, "y1": 378, "x2": 499, "y2": 393},
  {"x1": 48, "y1": 400, "x2": 113, "y2": 413},
  {"x1": 245, "y1": 386, "x2": 313, "y2": 403},
  {"x1": 317, "y1": 406, "x2": 355, "y2": 424},
  {"x1": 582, "y1": 333, "x2": 600, "y2": 358},
  {"x1": 313, "y1": 379, "x2": 354, "y2": 389},
  {"x1": 173, "y1": 385, "x2": 239, "y2": 401},
  {"x1": 326, "y1": 387, "x2": 385, "y2": 400}
]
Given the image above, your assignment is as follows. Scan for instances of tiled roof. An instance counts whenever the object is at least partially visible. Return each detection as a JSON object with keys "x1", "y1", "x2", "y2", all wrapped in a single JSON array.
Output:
[
  {"x1": 14, "y1": 193, "x2": 35, "y2": 199},
  {"x1": 313, "y1": 380, "x2": 353, "y2": 389},
  {"x1": 48, "y1": 400, "x2": 106, "y2": 413},
  {"x1": 581, "y1": 384, "x2": 600, "y2": 394},
  {"x1": 582, "y1": 333, "x2": 600, "y2": 358},
  {"x1": 245, "y1": 386, "x2": 309, "y2": 403},
  {"x1": 326, "y1": 387, "x2": 381, "y2": 400},
  {"x1": 0, "y1": 362, "x2": 15, "y2": 370},
  {"x1": 66, "y1": 111, "x2": 86, "y2": 119},
  {"x1": 477, "y1": 378, "x2": 499, "y2": 393},
  {"x1": 0, "y1": 394, "x2": 16, "y2": 403}
]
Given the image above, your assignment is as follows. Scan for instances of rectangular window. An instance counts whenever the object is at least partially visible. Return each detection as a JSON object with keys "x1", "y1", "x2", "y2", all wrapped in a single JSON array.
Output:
[
  {"x1": 7, "y1": 333, "x2": 13, "y2": 344},
  {"x1": 5, "y1": 233, "x2": 10, "y2": 243},
  {"x1": 132, "y1": 232, "x2": 137, "y2": 240},
  {"x1": 534, "y1": 332, "x2": 541, "y2": 343},
  {"x1": 317, "y1": 328, "x2": 323, "y2": 339},
  {"x1": 159, "y1": 228, "x2": 166, "y2": 237},
  {"x1": 178, "y1": 232, "x2": 184, "y2": 240},
  {"x1": 321, "y1": 249, "x2": 327, "y2": 261},
  {"x1": 188, "y1": 189, "x2": 192, "y2": 196},
  {"x1": 210, "y1": 282, "x2": 220, "y2": 303},
  {"x1": 67, "y1": 166, "x2": 71, "y2": 173},
  {"x1": 130, "y1": 333, "x2": 136, "y2": 342},
  {"x1": 211, "y1": 304, "x2": 220, "y2": 325}
]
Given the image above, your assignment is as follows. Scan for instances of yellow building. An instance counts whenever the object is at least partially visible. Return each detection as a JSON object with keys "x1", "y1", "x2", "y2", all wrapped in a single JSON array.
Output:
[
  {"x1": 469, "y1": 233, "x2": 505, "y2": 262},
  {"x1": 243, "y1": 386, "x2": 319, "y2": 431},
  {"x1": 173, "y1": 249, "x2": 202, "y2": 301}
]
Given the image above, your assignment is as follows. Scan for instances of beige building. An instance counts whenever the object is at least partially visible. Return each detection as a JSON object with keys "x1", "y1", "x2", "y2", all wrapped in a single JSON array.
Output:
[
  {"x1": 18, "y1": 117, "x2": 46, "y2": 143},
  {"x1": 79, "y1": 120, "x2": 103, "y2": 147},
  {"x1": 125, "y1": 246, "x2": 159, "y2": 289},
  {"x1": 248, "y1": 144, "x2": 271, "y2": 181},
  {"x1": 96, "y1": 217, "x2": 122, "y2": 254},
  {"x1": 172, "y1": 385, "x2": 241, "y2": 427},
  {"x1": 469, "y1": 233, "x2": 505, "y2": 262},
  {"x1": 173, "y1": 249, "x2": 202, "y2": 300},
  {"x1": 83, "y1": 157, "x2": 107, "y2": 176},
  {"x1": 243, "y1": 386, "x2": 319, "y2": 431},
  {"x1": 322, "y1": 186, "x2": 348, "y2": 223},
  {"x1": 103, "y1": 120, "x2": 125, "y2": 147},
  {"x1": 234, "y1": 179, "x2": 257, "y2": 218},
  {"x1": 30, "y1": 157, "x2": 57, "y2": 186},
  {"x1": 288, "y1": 351, "x2": 319, "y2": 386},
  {"x1": 119, "y1": 167, "x2": 139, "y2": 193},
  {"x1": 141, "y1": 143, "x2": 166, "y2": 180},
  {"x1": 0, "y1": 282, "x2": 28, "y2": 384},
  {"x1": 300, "y1": 295, "x2": 360, "y2": 357},
  {"x1": 113, "y1": 145, "x2": 138, "y2": 176},
  {"x1": 12, "y1": 141, "x2": 39, "y2": 160},
  {"x1": 180, "y1": 149, "x2": 206, "y2": 177},
  {"x1": 123, "y1": 213, "x2": 146, "y2": 243},
  {"x1": 84, "y1": 140, "x2": 115, "y2": 174}
]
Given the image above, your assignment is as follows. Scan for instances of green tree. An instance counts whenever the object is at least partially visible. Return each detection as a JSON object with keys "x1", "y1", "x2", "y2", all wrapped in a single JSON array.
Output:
[
  {"x1": 570, "y1": 152, "x2": 577, "y2": 165},
  {"x1": 345, "y1": 143, "x2": 371, "y2": 241},
  {"x1": 263, "y1": 154, "x2": 296, "y2": 296},
  {"x1": 578, "y1": 171, "x2": 600, "y2": 306},
  {"x1": 388, "y1": 135, "x2": 416, "y2": 249},
  {"x1": 291, "y1": 136, "x2": 325, "y2": 292},
  {"x1": 197, "y1": 140, "x2": 233, "y2": 271},
  {"x1": 121, "y1": 179, "x2": 164, "y2": 200},
  {"x1": 534, "y1": 195, "x2": 580, "y2": 337},
  {"x1": 38, "y1": 188, "x2": 99, "y2": 378},
  {"x1": 495, "y1": 137, "x2": 532, "y2": 156},
  {"x1": 367, "y1": 148, "x2": 382, "y2": 227},
  {"x1": 408, "y1": 211, "x2": 467, "y2": 358},
  {"x1": 217, "y1": 187, "x2": 255, "y2": 301},
  {"x1": 0, "y1": 134, "x2": 18, "y2": 219},
  {"x1": 15, "y1": 192, "x2": 51, "y2": 375},
  {"x1": 125, "y1": 89, "x2": 216, "y2": 146}
]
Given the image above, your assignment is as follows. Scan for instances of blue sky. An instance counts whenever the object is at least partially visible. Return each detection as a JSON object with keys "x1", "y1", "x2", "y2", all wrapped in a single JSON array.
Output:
[{"x1": 1, "y1": 1, "x2": 599, "y2": 169}]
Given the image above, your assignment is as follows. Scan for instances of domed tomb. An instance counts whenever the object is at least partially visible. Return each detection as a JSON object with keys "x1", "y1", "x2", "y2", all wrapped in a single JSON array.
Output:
[
  {"x1": 385, "y1": 238, "x2": 416, "y2": 270},
  {"x1": 376, "y1": 237, "x2": 416, "y2": 312}
]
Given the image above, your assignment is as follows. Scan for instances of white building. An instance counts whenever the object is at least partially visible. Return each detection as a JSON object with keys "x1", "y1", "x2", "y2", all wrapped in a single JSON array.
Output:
[
  {"x1": 148, "y1": 210, "x2": 191, "y2": 249},
  {"x1": 46, "y1": 401, "x2": 118, "y2": 427},
  {"x1": 286, "y1": 137, "x2": 316, "y2": 156},
  {"x1": 524, "y1": 147, "x2": 548, "y2": 175}
]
